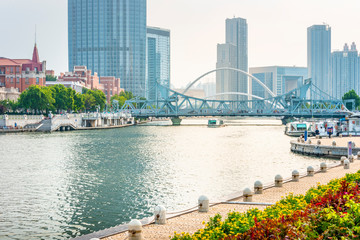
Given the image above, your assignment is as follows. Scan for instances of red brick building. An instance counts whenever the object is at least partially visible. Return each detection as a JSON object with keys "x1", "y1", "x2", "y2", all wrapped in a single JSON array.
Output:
[
  {"x1": 57, "y1": 66, "x2": 123, "y2": 102},
  {"x1": 99, "y1": 76, "x2": 122, "y2": 102},
  {"x1": 0, "y1": 44, "x2": 46, "y2": 92},
  {"x1": 58, "y1": 66, "x2": 100, "y2": 90}
]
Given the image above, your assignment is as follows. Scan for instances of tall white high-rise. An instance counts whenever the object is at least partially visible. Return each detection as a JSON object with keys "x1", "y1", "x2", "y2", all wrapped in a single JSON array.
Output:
[
  {"x1": 331, "y1": 42, "x2": 360, "y2": 99},
  {"x1": 216, "y1": 17, "x2": 248, "y2": 100},
  {"x1": 307, "y1": 24, "x2": 331, "y2": 97}
]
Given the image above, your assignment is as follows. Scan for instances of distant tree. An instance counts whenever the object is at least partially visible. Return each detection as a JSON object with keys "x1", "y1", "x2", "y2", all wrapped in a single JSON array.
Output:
[
  {"x1": 120, "y1": 91, "x2": 134, "y2": 100},
  {"x1": 74, "y1": 93, "x2": 85, "y2": 112},
  {"x1": 18, "y1": 85, "x2": 55, "y2": 114},
  {"x1": 0, "y1": 102, "x2": 7, "y2": 114},
  {"x1": 46, "y1": 75, "x2": 57, "y2": 81},
  {"x1": 342, "y1": 90, "x2": 360, "y2": 110},
  {"x1": 91, "y1": 89, "x2": 106, "y2": 111},
  {"x1": 110, "y1": 94, "x2": 127, "y2": 109},
  {"x1": 83, "y1": 93, "x2": 96, "y2": 111},
  {"x1": 50, "y1": 84, "x2": 68, "y2": 112}
]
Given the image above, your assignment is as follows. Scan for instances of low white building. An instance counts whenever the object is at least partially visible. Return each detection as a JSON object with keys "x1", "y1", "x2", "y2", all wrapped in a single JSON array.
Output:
[
  {"x1": 0, "y1": 87, "x2": 20, "y2": 101},
  {"x1": 46, "y1": 81, "x2": 85, "y2": 93}
]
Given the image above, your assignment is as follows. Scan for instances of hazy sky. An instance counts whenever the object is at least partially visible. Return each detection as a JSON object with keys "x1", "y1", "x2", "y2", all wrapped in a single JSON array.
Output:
[{"x1": 1, "y1": 0, "x2": 360, "y2": 88}]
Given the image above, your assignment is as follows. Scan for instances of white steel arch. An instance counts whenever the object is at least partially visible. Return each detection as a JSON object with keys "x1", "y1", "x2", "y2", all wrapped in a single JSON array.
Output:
[
  {"x1": 204, "y1": 92, "x2": 265, "y2": 100},
  {"x1": 182, "y1": 67, "x2": 276, "y2": 97}
]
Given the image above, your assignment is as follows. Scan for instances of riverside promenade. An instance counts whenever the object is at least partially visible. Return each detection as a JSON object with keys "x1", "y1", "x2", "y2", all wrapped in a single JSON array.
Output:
[{"x1": 81, "y1": 138, "x2": 360, "y2": 240}]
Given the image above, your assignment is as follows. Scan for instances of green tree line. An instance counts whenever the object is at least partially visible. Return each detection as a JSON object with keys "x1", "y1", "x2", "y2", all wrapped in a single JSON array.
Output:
[{"x1": 0, "y1": 85, "x2": 137, "y2": 115}]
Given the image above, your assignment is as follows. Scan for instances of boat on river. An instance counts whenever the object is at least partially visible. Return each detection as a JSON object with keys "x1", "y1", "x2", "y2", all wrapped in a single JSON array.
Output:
[
  {"x1": 285, "y1": 121, "x2": 313, "y2": 137},
  {"x1": 208, "y1": 119, "x2": 225, "y2": 128},
  {"x1": 313, "y1": 120, "x2": 339, "y2": 137}
]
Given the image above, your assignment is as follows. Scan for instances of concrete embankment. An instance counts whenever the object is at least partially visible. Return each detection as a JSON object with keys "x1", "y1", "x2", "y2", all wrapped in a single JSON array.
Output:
[
  {"x1": 73, "y1": 151, "x2": 360, "y2": 240},
  {"x1": 291, "y1": 137, "x2": 360, "y2": 158}
]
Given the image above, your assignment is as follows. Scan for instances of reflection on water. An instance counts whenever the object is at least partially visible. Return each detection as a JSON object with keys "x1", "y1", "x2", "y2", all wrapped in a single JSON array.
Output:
[{"x1": 0, "y1": 118, "x2": 331, "y2": 239}]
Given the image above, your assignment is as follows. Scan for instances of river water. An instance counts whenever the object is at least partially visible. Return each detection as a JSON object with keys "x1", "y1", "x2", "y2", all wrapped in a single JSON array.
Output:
[{"x1": 0, "y1": 118, "x2": 332, "y2": 239}]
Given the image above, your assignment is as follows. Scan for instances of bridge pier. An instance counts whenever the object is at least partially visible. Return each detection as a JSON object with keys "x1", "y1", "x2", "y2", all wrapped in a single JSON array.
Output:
[{"x1": 171, "y1": 117, "x2": 182, "y2": 126}]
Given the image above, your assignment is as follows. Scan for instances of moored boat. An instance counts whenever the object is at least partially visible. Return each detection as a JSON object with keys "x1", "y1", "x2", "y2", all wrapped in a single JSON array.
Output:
[
  {"x1": 285, "y1": 121, "x2": 313, "y2": 137},
  {"x1": 208, "y1": 119, "x2": 225, "y2": 128}
]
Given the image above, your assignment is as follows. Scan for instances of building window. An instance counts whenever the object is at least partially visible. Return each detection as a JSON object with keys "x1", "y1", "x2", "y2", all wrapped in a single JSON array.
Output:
[
  {"x1": 25, "y1": 77, "x2": 29, "y2": 84},
  {"x1": 36, "y1": 77, "x2": 39, "y2": 84},
  {"x1": 10, "y1": 67, "x2": 13, "y2": 73},
  {"x1": 16, "y1": 77, "x2": 19, "y2": 83},
  {"x1": 26, "y1": 67, "x2": 30, "y2": 73},
  {"x1": 10, "y1": 77, "x2": 13, "y2": 83},
  {"x1": 16, "y1": 67, "x2": 20, "y2": 73},
  {"x1": 34, "y1": 67, "x2": 38, "y2": 73}
]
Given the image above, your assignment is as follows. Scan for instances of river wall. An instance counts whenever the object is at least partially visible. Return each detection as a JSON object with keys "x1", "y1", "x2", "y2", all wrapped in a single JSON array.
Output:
[{"x1": 290, "y1": 139, "x2": 360, "y2": 158}]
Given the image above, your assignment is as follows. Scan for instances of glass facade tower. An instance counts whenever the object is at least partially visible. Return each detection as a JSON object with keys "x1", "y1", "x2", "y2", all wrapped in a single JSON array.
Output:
[
  {"x1": 249, "y1": 66, "x2": 308, "y2": 99},
  {"x1": 216, "y1": 17, "x2": 248, "y2": 100},
  {"x1": 68, "y1": 0, "x2": 147, "y2": 97},
  {"x1": 331, "y1": 43, "x2": 360, "y2": 99},
  {"x1": 307, "y1": 24, "x2": 331, "y2": 97},
  {"x1": 146, "y1": 27, "x2": 170, "y2": 100}
]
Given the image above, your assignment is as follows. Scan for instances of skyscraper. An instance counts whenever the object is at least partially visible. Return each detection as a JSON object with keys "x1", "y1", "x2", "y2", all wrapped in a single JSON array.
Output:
[
  {"x1": 68, "y1": 0, "x2": 147, "y2": 97},
  {"x1": 249, "y1": 66, "x2": 308, "y2": 99},
  {"x1": 307, "y1": 24, "x2": 331, "y2": 97},
  {"x1": 331, "y1": 42, "x2": 360, "y2": 99},
  {"x1": 216, "y1": 43, "x2": 237, "y2": 100},
  {"x1": 216, "y1": 17, "x2": 248, "y2": 100},
  {"x1": 146, "y1": 27, "x2": 170, "y2": 100}
]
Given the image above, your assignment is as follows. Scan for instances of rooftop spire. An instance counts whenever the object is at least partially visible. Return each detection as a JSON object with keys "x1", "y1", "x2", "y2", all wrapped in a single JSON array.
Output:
[
  {"x1": 32, "y1": 25, "x2": 40, "y2": 63},
  {"x1": 32, "y1": 43, "x2": 40, "y2": 63}
]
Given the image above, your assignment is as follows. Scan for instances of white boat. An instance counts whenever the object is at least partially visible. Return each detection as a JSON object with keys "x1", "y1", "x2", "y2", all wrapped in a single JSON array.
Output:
[
  {"x1": 208, "y1": 119, "x2": 225, "y2": 128},
  {"x1": 339, "y1": 114, "x2": 360, "y2": 135},
  {"x1": 285, "y1": 121, "x2": 313, "y2": 137},
  {"x1": 313, "y1": 120, "x2": 339, "y2": 137}
]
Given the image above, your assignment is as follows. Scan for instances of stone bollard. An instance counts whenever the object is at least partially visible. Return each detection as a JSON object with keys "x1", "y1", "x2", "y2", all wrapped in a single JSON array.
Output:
[
  {"x1": 317, "y1": 140, "x2": 321, "y2": 145},
  {"x1": 340, "y1": 156, "x2": 347, "y2": 166},
  {"x1": 320, "y1": 162, "x2": 327, "y2": 172},
  {"x1": 301, "y1": 138, "x2": 305, "y2": 143},
  {"x1": 349, "y1": 155, "x2": 354, "y2": 163},
  {"x1": 354, "y1": 155, "x2": 358, "y2": 161},
  {"x1": 339, "y1": 133, "x2": 343, "y2": 138},
  {"x1": 307, "y1": 166, "x2": 315, "y2": 176},
  {"x1": 358, "y1": 152, "x2": 360, "y2": 159},
  {"x1": 350, "y1": 134, "x2": 353, "y2": 137},
  {"x1": 198, "y1": 195, "x2": 209, "y2": 212},
  {"x1": 243, "y1": 188, "x2": 253, "y2": 202},
  {"x1": 254, "y1": 180, "x2": 263, "y2": 194},
  {"x1": 332, "y1": 141, "x2": 336, "y2": 146},
  {"x1": 128, "y1": 219, "x2": 142, "y2": 240},
  {"x1": 275, "y1": 174, "x2": 283, "y2": 187},
  {"x1": 308, "y1": 139, "x2": 312, "y2": 144},
  {"x1": 154, "y1": 205, "x2": 166, "y2": 225},
  {"x1": 353, "y1": 142, "x2": 356, "y2": 148},
  {"x1": 344, "y1": 159, "x2": 350, "y2": 169},
  {"x1": 292, "y1": 170, "x2": 300, "y2": 182},
  {"x1": 316, "y1": 135, "x2": 320, "y2": 139},
  {"x1": 297, "y1": 138, "x2": 301, "y2": 143}
]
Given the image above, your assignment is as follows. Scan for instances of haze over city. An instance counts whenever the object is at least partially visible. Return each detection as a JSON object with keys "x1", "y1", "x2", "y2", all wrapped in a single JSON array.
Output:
[{"x1": 1, "y1": 0, "x2": 360, "y2": 88}]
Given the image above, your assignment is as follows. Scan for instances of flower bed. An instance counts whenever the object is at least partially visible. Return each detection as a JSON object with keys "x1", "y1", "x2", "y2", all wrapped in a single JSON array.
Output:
[{"x1": 172, "y1": 171, "x2": 360, "y2": 240}]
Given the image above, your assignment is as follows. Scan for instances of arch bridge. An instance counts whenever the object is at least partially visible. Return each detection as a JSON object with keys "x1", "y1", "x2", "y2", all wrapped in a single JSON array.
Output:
[{"x1": 121, "y1": 68, "x2": 349, "y2": 120}]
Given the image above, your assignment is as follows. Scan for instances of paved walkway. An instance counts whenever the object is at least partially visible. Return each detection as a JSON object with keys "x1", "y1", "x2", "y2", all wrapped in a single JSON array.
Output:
[
  {"x1": 321, "y1": 136, "x2": 360, "y2": 148},
  {"x1": 102, "y1": 138, "x2": 360, "y2": 240}
]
